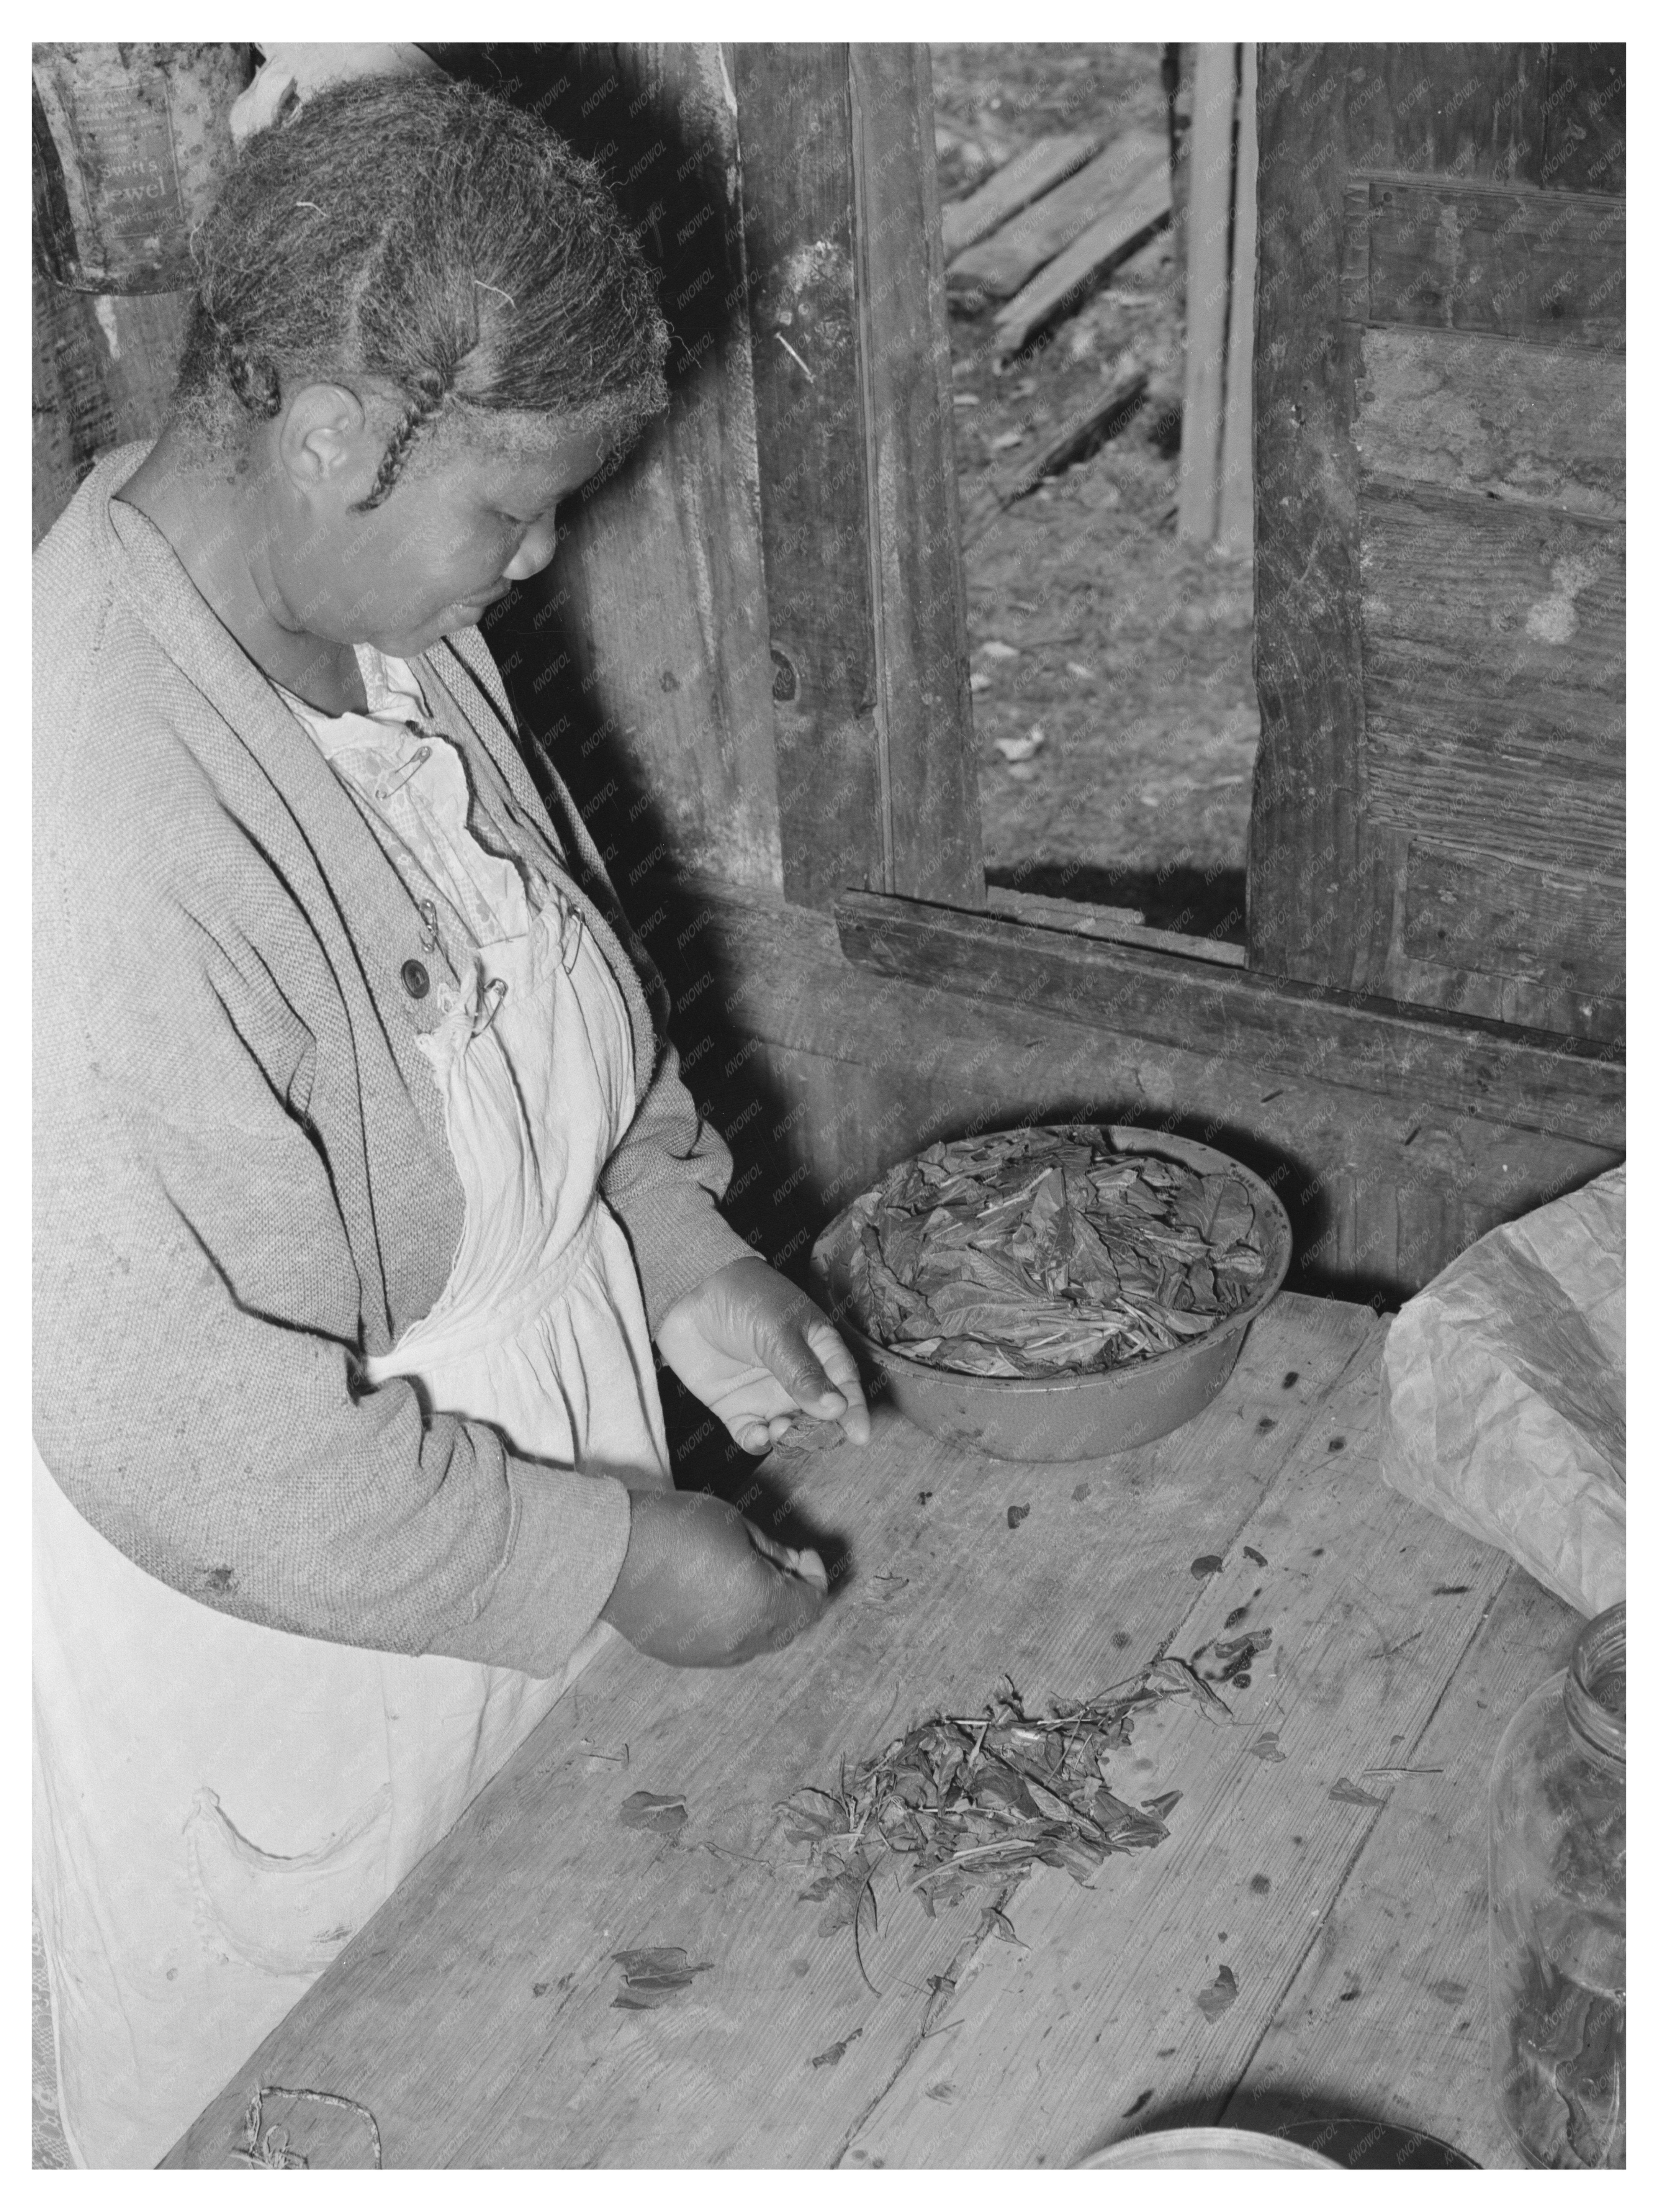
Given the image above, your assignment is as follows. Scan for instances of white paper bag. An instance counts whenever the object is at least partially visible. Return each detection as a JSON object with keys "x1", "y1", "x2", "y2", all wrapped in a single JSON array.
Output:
[{"x1": 1379, "y1": 1165, "x2": 1625, "y2": 1616}]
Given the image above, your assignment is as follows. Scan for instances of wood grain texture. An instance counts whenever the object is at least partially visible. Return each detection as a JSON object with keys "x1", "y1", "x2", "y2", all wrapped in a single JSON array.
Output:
[
  {"x1": 1359, "y1": 480, "x2": 1624, "y2": 714},
  {"x1": 1226, "y1": 1563, "x2": 1582, "y2": 2169},
  {"x1": 1354, "y1": 327, "x2": 1625, "y2": 518},
  {"x1": 991, "y1": 165, "x2": 1170, "y2": 364},
  {"x1": 166, "y1": 1298, "x2": 1535, "y2": 2169},
  {"x1": 841, "y1": 1326, "x2": 1512, "y2": 2167},
  {"x1": 948, "y1": 128, "x2": 1168, "y2": 302},
  {"x1": 31, "y1": 252, "x2": 190, "y2": 543},
  {"x1": 1216, "y1": 43, "x2": 1258, "y2": 559},
  {"x1": 1249, "y1": 45, "x2": 1380, "y2": 986},
  {"x1": 833, "y1": 889, "x2": 1624, "y2": 1149},
  {"x1": 849, "y1": 45, "x2": 984, "y2": 908},
  {"x1": 1347, "y1": 177, "x2": 1625, "y2": 352},
  {"x1": 733, "y1": 45, "x2": 882, "y2": 911},
  {"x1": 631, "y1": 875, "x2": 1622, "y2": 1304},
  {"x1": 940, "y1": 131, "x2": 1102, "y2": 260},
  {"x1": 1177, "y1": 48, "x2": 1234, "y2": 546},
  {"x1": 1249, "y1": 43, "x2": 1625, "y2": 1003},
  {"x1": 519, "y1": 44, "x2": 784, "y2": 895},
  {"x1": 1401, "y1": 847, "x2": 1624, "y2": 979},
  {"x1": 1364, "y1": 690, "x2": 1622, "y2": 879}
]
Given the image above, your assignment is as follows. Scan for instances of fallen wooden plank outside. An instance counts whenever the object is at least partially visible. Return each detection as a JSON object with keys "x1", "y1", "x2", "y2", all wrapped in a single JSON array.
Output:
[
  {"x1": 993, "y1": 168, "x2": 1172, "y2": 362},
  {"x1": 948, "y1": 128, "x2": 1168, "y2": 304},
  {"x1": 993, "y1": 369, "x2": 1149, "y2": 505},
  {"x1": 940, "y1": 130, "x2": 1102, "y2": 259}
]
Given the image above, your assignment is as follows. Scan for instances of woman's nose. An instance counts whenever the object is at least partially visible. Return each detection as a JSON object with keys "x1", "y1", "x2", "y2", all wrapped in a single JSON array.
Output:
[{"x1": 503, "y1": 519, "x2": 558, "y2": 582}]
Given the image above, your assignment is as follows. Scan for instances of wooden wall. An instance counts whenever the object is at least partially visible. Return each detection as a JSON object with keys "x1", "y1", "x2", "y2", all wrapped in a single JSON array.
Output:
[
  {"x1": 1249, "y1": 44, "x2": 1625, "y2": 1045},
  {"x1": 631, "y1": 879, "x2": 1620, "y2": 1309}
]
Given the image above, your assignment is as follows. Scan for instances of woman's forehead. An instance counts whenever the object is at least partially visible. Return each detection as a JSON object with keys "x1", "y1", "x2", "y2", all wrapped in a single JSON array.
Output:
[{"x1": 440, "y1": 415, "x2": 611, "y2": 505}]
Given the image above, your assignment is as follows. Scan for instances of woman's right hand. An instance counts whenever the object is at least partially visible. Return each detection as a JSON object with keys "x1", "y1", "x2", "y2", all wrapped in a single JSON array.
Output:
[{"x1": 599, "y1": 1489, "x2": 829, "y2": 1667}]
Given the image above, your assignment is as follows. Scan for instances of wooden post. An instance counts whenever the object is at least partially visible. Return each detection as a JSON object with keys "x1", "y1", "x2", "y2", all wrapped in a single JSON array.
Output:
[
  {"x1": 1216, "y1": 44, "x2": 1257, "y2": 559},
  {"x1": 1177, "y1": 43, "x2": 1236, "y2": 545}
]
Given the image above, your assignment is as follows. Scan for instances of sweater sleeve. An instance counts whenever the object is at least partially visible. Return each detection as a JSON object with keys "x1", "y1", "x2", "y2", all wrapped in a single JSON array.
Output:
[
  {"x1": 601, "y1": 1034, "x2": 758, "y2": 1334},
  {"x1": 33, "y1": 748, "x2": 630, "y2": 1681}
]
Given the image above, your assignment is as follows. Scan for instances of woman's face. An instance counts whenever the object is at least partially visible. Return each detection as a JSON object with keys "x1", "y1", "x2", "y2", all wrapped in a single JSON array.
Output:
[{"x1": 260, "y1": 390, "x2": 612, "y2": 658}]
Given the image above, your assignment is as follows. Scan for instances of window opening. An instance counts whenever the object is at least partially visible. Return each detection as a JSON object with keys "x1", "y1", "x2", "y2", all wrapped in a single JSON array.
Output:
[{"x1": 933, "y1": 42, "x2": 1255, "y2": 950}]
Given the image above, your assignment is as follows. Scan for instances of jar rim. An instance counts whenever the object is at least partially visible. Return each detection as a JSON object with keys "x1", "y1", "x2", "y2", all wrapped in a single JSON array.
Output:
[{"x1": 1566, "y1": 1601, "x2": 1625, "y2": 1766}]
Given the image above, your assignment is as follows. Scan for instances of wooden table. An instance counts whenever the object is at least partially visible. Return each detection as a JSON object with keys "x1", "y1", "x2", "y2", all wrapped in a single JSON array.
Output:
[{"x1": 167, "y1": 1292, "x2": 1577, "y2": 2169}]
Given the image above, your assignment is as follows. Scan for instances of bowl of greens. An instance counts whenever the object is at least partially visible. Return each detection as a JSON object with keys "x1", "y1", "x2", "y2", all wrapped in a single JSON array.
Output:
[{"x1": 810, "y1": 1123, "x2": 1292, "y2": 1463}]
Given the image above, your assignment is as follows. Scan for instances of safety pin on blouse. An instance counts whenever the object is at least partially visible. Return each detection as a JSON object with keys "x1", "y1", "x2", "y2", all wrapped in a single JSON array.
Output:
[
  {"x1": 375, "y1": 744, "x2": 431, "y2": 803},
  {"x1": 471, "y1": 977, "x2": 509, "y2": 1037},
  {"x1": 417, "y1": 899, "x2": 440, "y2": 955}
]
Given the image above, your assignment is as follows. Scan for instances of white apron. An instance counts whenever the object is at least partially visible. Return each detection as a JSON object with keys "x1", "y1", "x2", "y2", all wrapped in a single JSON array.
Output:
[{"x1": 32, "y1": 650, "x2": 671, "y2": 2167}]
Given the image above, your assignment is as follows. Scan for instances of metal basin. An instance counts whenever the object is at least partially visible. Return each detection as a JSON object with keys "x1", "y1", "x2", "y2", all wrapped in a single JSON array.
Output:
[
  {"x1": 1077, "y1": 2126, "x2": 1339, "y2": 2169},
  {"x1": 810, "y1": 1125, "x2": 1292, "y2": 1465}
]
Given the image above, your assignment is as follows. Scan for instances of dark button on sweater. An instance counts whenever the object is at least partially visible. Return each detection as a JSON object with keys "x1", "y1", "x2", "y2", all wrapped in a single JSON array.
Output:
[{"x1": 400, "y1": 958, "x2": 430, "y2": 1000}]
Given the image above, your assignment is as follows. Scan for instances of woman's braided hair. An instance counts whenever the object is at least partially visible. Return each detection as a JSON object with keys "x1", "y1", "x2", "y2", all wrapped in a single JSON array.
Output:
[{"x1": 173, "y1": 73, "x2": 669, "y2": 510}]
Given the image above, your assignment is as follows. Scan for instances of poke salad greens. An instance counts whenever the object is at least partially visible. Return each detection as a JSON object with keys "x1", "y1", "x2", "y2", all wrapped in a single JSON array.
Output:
[{"x1": 841, "y1": 1125, "x2": 1267, "y2": 1380}]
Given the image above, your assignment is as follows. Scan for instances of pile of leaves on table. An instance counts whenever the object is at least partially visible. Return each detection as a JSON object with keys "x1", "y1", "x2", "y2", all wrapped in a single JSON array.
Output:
[
  {"x1": 782, "y1": 1661, "x2": 1226, "y2": 1986},
  {"x1": 836, "y1": 1126, "x2": 1268, "y2": 1380}
]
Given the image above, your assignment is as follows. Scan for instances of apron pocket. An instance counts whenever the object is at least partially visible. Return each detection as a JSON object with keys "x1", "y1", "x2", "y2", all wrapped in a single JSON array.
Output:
[{"x1": 185, "y1": 1783, "x2": 391, "y2": 1978}]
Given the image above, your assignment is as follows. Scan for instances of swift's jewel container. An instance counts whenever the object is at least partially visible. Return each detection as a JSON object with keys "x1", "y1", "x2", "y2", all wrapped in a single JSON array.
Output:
[
  {"x1": 810, "y1": 1125, "x2": 1292, "y2": 1463},
  {"x1": 1077, "y1": 2126, "x2": 1337, "y2": 2169},
  {"x1": 1488, "y1": 1601, "x2": 1625, "y2": 2168}
]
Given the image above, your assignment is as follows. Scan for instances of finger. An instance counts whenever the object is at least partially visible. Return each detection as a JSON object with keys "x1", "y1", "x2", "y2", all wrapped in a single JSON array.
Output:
[
  {"x1": 793, "y1": 1545, "x2": 829, "y2": 1594},
  {"x1": 804, "y1": 1319, "x2": 872, "y2": 1444},
  {"x1": 752, "y1": 1308, "x2": 844, "y2": 1416},
  {"x1": 758, "y1": 1564, "x2": 826, "y2": 1653}
]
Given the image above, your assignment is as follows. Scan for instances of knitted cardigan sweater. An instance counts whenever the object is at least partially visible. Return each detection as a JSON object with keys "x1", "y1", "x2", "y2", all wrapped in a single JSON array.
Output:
[{"x1": 33, "y1": 442, "x2": 753, "y2": 1678}]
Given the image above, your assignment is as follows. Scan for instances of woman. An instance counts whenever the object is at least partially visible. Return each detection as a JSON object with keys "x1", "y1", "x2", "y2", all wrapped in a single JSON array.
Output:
[{"x1": 33, "y1": 72, "x2": 867, "y2": 2167}]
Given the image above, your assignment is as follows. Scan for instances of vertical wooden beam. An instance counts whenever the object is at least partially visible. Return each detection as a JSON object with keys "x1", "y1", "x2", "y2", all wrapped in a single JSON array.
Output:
[
  {"x1": 501, "y1": 43, "x2": 785, "y2": 895},
  {"x1": 1248, "y1": 44, "x2": 1372, "y2": 984},
  {"x1": 1216, "y1": 43, "x2": 1257, "y2": 560},
  {"x1": 1177, "y1": 43, "x2": 1235, "y2": 546},
  {"x1": 848, "y1": 44, "x2": 984, "y2": 909},
  {"x1": 733, "y1": 44, "x2": 884, "y2": 911},
  {"x1": 32, "y1": 251, "x2": 191, "y2": 543}
]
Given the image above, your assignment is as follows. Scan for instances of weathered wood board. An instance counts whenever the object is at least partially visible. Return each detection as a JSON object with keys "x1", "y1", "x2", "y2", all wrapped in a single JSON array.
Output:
[
  {"x1": 833, "y1": 889, "x2": 1624, "y2": 1148},
  {"x1": 992, "y1": 163, "x2": 1170, "y2": 362},
  {"x1": 1342, "y1": 177, "x2": 1625, "y2": 351},
  {"x1": 948, "y1": 128, "x2": 1167, "y2": 302},
  {"x1": 1226, "y1": 1560, "x2": 1579, "y2": 2169},
  {"x1": 167, "y1": 1298, "x2": 1545, "y2": 2168},
  {"x1": 1177, "y1": 46, "x2": 1234, "y2": 546},
  {"x1": 1249, "y1": 43, "x2": 1625, "y2": 1045},
  {"x1": 1354, "y1": 328, "x2": 1625, "y2": 518},
  {"x1": 941, "y1": 131, "x2": 1102, "y2": 260},
  {"x1": 732, "y1": 45, "x2": 882, "y2": 911}
]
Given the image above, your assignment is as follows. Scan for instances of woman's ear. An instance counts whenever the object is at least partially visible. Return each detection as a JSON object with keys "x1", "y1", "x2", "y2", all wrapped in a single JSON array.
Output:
[{"x1": 276, "y1": 382, "x2": 376, "y2": 502}]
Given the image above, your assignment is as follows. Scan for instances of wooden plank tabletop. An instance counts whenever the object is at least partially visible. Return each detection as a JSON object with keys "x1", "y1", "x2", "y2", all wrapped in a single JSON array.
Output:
[{"x1": 167, "y1": 1292, "x2": 1562, "y2": 2169}]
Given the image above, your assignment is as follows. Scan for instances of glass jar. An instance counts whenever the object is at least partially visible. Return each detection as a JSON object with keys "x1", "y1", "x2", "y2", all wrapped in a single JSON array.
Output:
[{"x1": 1488, "y1": 1601, "x2": 1625, "y2": 2169}]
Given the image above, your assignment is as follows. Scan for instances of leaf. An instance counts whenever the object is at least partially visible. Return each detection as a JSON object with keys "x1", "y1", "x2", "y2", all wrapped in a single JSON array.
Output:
[
  {"x1": 611, "y1": 1945, "x2": 714, "y2": 2010},
  {"x1": 810, "y1": 2029, "x2": 863, "y2": 2069},
  {"x1": 619, "y1": 1790, "x2": 688, "y2": 1839},
  {"x1": 1247, "y1": 1732, "x2": 1286, "y2": 1763},
  {"x1": 1329, "y1": 1776, "x2": 1391, "y2": 1807},
  {"x1": 1196, "y1": 1963, "x2": 1239, "y2": 2019},
  {"x1": 1007, "y1": 1503, "x2": 1030, "y2": 1530}
]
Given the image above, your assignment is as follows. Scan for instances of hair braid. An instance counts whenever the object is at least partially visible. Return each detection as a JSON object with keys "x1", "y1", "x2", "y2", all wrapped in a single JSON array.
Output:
[
  {"x1": 208, "y1": 311, "x2": 282, "y2": 420},
  {"x1": 170, "y1": 74, "x2": 672, "y2": 488},
  {"x1": 353, "y1": 363, "x2": 455, "y2": 512}
]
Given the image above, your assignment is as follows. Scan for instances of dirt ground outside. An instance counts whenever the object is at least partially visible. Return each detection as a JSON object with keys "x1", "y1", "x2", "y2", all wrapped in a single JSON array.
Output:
[{"x1": 931, "y1": 43, "x2": 1255, "y2": 943}]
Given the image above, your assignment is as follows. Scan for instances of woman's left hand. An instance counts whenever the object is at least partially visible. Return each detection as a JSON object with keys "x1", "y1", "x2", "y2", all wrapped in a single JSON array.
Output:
[{"x1": 656, "y1": 1257, "x2": 871, "y2": 1455}]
